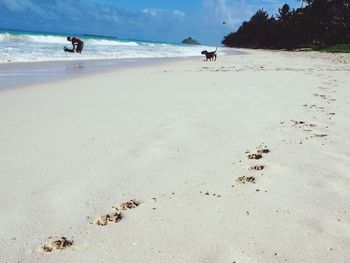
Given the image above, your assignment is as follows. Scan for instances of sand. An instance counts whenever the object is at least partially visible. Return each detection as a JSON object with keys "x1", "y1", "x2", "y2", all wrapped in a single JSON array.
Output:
[{"x1": 0, "y1": 49, "x2": 350, "y2": 262}]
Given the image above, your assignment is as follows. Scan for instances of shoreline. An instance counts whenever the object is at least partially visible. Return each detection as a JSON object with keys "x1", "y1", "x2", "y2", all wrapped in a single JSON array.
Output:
[
  {"x1": 0, "y1": 47, "x2": 243, "y2": 91},
  {"x1": 0, "y1": 56, "x2": 199, "y2": 91},
  {"x1": 1, "y1": 49, "x2": 349, "y2": 262}
]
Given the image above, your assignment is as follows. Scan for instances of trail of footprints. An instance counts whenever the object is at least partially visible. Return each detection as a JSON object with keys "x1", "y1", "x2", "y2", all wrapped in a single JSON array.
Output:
[
  {"x1": 287, "y1": 78, "x2": 338, "y2": 145},
  {"x1": 40, "y1": 199, "x2": 141, "y2": 252},
  {"x1": 228, "y1": 77, "x2": 337, "y2": 262},
  {"x1": 92, "y1": 199, "x2": 140, "y2": 226},
  {"x1": 290, "y1": 120, "x2": 328, "y2": 138},
  {"x1": 38, "y1": 80, "x2": 339, "y2": 254},
  {"x1": 235, "y1": 145, "x2": 270, "y2": 185},
  {"x1": 39, "y1": 168, "x2": 249, "y2": 254},
  {"x1": 40, "y1": 190, "x2": 226, "y2": 253},
  {"x1": 41, "y1": 237, "x2": 74, "y2": 253},
  {"x1": 38, "y1": 151, "x2": 322, "y2": 252},
  {"x1": 35, "y1": 66, "x2": 343, "y2": 260}
]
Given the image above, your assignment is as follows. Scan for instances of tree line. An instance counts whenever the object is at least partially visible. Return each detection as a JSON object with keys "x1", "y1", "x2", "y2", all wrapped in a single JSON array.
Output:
[{"x1": 222, "y1": 0, "x2": 350, "y2": 49}]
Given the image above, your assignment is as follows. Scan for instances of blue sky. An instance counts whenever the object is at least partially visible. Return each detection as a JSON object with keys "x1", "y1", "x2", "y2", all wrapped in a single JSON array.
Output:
[{"x1": 0, "y1": 0, "x2": 300, "y2": 45}]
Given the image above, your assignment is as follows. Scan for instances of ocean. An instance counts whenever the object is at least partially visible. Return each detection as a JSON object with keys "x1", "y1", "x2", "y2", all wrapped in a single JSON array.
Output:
[{"x1": 0, "y1": 29, "x2": 215, "y2": 63}]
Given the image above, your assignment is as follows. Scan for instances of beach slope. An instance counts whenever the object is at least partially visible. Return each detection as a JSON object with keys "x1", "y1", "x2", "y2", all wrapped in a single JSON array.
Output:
[{"x1": 0, "y1": 50, "x2": 350, "y2": 262}]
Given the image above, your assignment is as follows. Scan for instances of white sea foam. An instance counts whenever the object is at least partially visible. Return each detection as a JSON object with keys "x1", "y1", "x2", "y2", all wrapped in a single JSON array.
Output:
[
  {"x1": 86, "y1": 39, "x2": 139, "y2": 46},
  {"x1": 0, "y1": 33, "x2": 67, "y2": 44},
  {"x1": 0, "y1": 31, "x2": 216, "y2": 63}
]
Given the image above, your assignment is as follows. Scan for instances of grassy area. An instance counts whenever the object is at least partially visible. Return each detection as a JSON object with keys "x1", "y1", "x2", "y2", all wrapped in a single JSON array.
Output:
[{"x1": 321, "y1": 44, "x2": 350, "y2": 53}]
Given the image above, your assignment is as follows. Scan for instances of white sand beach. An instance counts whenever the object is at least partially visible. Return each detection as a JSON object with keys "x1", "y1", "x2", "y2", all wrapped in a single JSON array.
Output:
[{"x1": 1, "y1": 50, "x2": 350, "y2": 262}]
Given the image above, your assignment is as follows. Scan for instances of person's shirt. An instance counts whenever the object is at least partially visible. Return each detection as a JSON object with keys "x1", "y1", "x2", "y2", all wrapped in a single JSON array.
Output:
[{"x1": 71, "y1": 37, "x2": 83, "y2": 45}]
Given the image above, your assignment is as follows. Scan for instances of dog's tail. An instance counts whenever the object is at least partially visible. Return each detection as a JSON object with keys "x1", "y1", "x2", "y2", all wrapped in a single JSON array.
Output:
[{"x1": 214, "y1": 47, "x2": 218, "y2": 53}]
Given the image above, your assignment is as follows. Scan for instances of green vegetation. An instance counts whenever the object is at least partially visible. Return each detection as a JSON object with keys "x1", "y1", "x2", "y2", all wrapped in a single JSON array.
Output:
[
  {"x1": 321, "y1": 44, "x2": 350, "y2": 53},
  {"x1": 222, "y1": 0, "x2": 350, "y2": 53}
]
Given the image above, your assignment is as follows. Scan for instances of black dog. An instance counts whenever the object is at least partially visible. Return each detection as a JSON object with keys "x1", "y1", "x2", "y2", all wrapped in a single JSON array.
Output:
[
  {"x1": 64, "y1": 46, "x2": 75, "y2": 53},
  {"x1": 201, "y1": 48, "x2": 217, "y2": 61}
]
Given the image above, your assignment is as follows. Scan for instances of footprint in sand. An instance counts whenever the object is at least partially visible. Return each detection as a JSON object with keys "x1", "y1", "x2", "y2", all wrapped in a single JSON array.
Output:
[
  {"x1": 40, "y1": 236, "x2": 74, "y2": 252},
  {"x1": 113, "y1": 199, "x2": 141, "y2": 211},
  {"x1": 246, "y1": 145, "x2": 270, "y2": 159},
  {"x1": 303, "y1": 104, "x2": 325, "y2": 112},
  {"x1": 247, "y1": 153, "x2": 263, "y2": 160},
  {"x1": 291, "y1": 120, "x2": 316, "y2": 131},
  {"x1": 291, "y1": 120, "x2": 316, "y2": 127},
  {"x1": 249, "y1": 165, "x2": 265, "y2": 171},
  {"x1": 236, "y1": 176, "x2": 256, "y2": 184},
  {"x1": 314, "y1": 93, "x2": 327, "y2": 99},
  {"x1": 92, "y1": 199, "x2": 141, "y2": 226},
  {"x1": 291, "y1": 120, "x2": 305, "y2": 125},
  {"x1": 91, "y1": 211, "x2": 123, "y2": 226},
  {"x1": 257, "y1": 148, "x2": 270, "y2": 154},
  {"x1": 313, "y1": 134, "x2": 328, "y2": 138},
  {"x1": 199, "y1": 191, "x2": 222, "y2": 198}
]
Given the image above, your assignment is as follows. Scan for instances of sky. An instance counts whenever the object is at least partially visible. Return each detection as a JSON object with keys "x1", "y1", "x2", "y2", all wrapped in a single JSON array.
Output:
[{"x1": 0, "y1": 0, "x2": 300, "y2": 45}]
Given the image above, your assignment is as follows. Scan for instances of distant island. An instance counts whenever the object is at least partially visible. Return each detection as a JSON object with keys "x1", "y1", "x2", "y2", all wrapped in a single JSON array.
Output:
[
  {"x1": 182, "y1": 37, "x2": 201, "y2": 45},
  {"x1": 83, "y1": 34, "x2": 119, "y2": 39}
]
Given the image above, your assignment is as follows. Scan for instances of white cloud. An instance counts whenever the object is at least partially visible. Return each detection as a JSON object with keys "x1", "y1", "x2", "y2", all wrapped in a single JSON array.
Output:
[
  {"x1": 2, "y1": 0, "x2": 34, "y2": 12},
  {"x1": 142, "y1": 8, "x2": 158, "y2": 17},
  {"x1": 1, "y1": 0, "x2": 51, "y2": 16},
  {"x1": 202, "y1": 0, "x2": 256, "y2": 26},
  {"x1": 173, "y1": 9, "x2": 185, "y2": 20}
]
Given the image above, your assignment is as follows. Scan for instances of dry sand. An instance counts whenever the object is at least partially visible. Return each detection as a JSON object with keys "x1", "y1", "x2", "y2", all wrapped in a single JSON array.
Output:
[{"x1": 0, "y1": 49, "x2": 350, "y2": 262}]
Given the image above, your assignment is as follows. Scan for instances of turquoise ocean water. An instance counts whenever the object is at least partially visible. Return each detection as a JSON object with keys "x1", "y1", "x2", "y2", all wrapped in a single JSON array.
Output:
[{"x1": 0, "y1": 29, "x2": 215, "y2": 63}]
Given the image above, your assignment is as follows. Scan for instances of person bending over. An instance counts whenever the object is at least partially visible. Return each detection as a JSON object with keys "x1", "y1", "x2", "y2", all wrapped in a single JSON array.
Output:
[{"x1": 66, "y1": 37, "x2": 84, "y2": 53}]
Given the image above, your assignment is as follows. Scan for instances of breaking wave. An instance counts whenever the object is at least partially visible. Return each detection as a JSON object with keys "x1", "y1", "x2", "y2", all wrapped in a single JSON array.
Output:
[{"x1": 0, "y1": 30, "x2": 215, "y2": 63}]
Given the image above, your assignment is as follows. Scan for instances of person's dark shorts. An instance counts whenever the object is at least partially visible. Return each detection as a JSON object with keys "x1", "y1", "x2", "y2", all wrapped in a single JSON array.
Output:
[{"x1": 76, "y1": 43, "x2": 84, "y2": 53}]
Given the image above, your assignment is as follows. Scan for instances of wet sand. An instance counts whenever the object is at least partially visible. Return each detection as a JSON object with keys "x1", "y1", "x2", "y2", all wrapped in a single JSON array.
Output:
[
  {"x1": 0, "y1": 48, "x2": 244, "y2": 91},
  {"x1": 0, "y1": 57, "x2": 198, "y2": 90}
]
